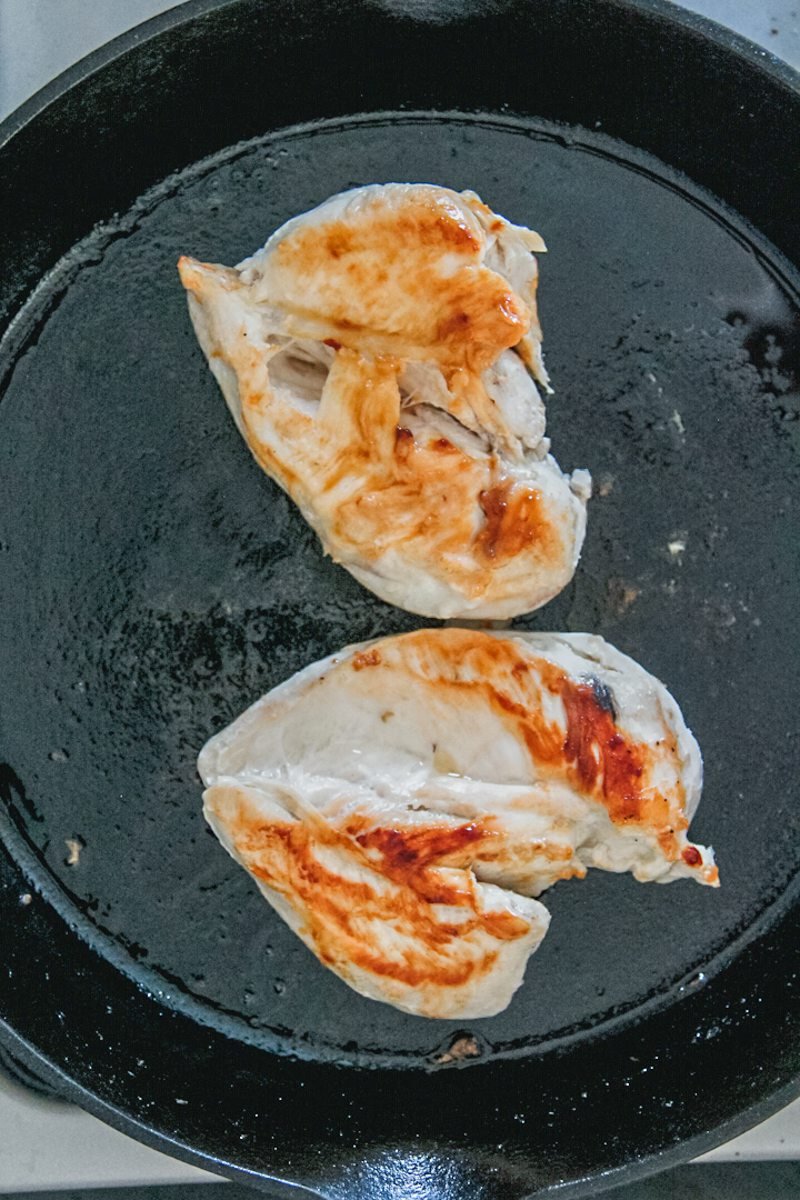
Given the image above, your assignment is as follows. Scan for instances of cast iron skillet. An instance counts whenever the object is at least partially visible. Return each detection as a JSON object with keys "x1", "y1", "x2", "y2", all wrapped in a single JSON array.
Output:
[{"x1": 1, "y1": 1, "x2": 799, "y2": 1196}]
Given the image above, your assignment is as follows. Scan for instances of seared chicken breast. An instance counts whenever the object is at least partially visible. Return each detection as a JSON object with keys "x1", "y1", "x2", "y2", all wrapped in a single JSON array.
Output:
[
  {"x1": 199, "y1": 629, "x2": 716, "y2": 1019},
  {"x1": 179, "y1": 185, "x2": 590, "y2": 619}
]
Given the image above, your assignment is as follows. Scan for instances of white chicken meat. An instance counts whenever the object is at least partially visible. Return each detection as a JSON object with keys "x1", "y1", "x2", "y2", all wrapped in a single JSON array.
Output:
[
  {"x1": 179, "y1": 184, "x2": 590, "y2": 619},
  {"x1": 199, "y1": 628, "x2": 717, "y2": 1020}
]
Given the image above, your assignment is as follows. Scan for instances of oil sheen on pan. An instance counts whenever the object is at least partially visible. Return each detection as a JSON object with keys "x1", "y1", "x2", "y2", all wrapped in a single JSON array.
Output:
[
  {"x1": 199, "y1": 629, "x2": 717, "y2": 1020},
  {"x1": 178, "y1": 184, "x2": 590, "y2": 620}
]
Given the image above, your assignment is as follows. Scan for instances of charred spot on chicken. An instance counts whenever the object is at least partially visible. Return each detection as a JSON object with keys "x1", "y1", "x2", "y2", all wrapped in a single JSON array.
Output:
[
  {"x1": 199, "y1": 629, "x2": 717, "y2": 1020},
  {"x1": 179, "y1": 184, "x2": 590, "y2": 619}
]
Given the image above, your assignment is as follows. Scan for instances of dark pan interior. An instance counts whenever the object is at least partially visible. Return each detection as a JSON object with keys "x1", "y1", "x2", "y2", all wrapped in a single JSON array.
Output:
[
  {"x1": 1, "y1": 2, "x2": 799, "y2": 1197},
  {"x1": 1, "y1": 111, "x2": 799, "y2": 1066}
]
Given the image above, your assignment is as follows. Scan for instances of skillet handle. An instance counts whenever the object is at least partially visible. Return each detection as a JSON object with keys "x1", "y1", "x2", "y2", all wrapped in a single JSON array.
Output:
[{"x1": 305, "y1": 1151, "x2": 539, "y2": 1200}]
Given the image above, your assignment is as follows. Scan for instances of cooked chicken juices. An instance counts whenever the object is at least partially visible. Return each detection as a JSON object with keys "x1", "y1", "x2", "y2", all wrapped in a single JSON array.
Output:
[
  {"x1": 199, "y1": 629, "x2": 717, "y2": 1019},
  {"x1": 179, "y1": 185, "x2": 590, "y2": 618}
]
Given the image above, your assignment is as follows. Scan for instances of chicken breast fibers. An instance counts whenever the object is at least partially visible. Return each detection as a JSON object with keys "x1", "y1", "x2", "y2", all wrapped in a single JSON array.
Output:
[
  {"x1": 199, "y1": 628, "x2": 717, "y2": 1019},
  {"x1": 179, "y1": 184, "x2": 590, "y2": 619}
]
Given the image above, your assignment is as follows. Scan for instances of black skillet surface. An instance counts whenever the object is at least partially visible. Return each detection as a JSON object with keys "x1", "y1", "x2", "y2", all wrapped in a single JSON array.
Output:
[{"x1": 1, "y1": 1, "x2": 799, "y2": 1196}]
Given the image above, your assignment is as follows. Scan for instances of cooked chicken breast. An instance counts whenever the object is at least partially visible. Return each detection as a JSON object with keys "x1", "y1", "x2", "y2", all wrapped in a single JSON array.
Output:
[
  {"x1": 199, "y1": 629, "x2": 717, "y2": 1019},
  {"x1": 179, "y1": 185, "x2": 590, "y2": 619}
]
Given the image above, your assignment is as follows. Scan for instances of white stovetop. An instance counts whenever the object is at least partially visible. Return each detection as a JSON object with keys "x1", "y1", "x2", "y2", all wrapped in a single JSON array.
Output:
[
  {"x1": 0, "y1": 1072, "x2": 219, "y2": 1188},
  {"x1": 1, "y1": 0, "x2": 799, "y2": 1191}
]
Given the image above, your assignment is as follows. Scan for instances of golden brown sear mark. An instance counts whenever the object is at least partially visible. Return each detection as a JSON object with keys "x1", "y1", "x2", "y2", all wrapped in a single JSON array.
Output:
[
  {"x1": 352, "y1": 648, "x2": 382, "y2": 671},
  {"x1": 218, "y1": 791, "x2": 531, "y2": 991},
  {"x1": 476, "y1": 480, "x2": 555, "y2": 563},
  {"x1": 383, "y1": 628, "x2": 679, "y2": 841}
]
